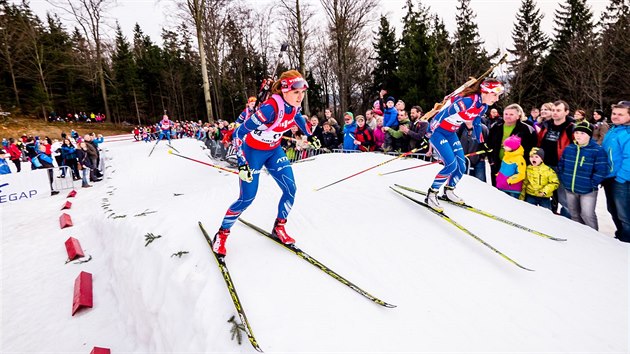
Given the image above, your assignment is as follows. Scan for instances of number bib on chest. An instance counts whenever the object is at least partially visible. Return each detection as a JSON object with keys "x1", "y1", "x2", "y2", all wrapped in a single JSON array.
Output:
[{"x1": 246, "y1": 95, "x2": 297, "y2": 150}]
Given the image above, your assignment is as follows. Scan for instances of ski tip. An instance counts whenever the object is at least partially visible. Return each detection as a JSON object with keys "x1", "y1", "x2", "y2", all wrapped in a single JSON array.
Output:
[{"x1": 167, "y1": 149, "x2": 173, "y2": 154}]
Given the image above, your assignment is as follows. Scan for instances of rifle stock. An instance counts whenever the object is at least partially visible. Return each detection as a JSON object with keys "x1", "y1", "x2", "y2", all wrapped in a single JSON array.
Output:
[{"x1": 421, "y1": 53, "x2": 508, "y2": 122}]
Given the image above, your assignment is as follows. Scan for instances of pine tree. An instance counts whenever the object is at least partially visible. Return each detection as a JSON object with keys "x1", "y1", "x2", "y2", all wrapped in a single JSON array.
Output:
[
  {"x1": 0, "y1": 0, "x2": 27, "y2": 109},
  {"x1": 508, "y1": 0, "x2": 548, "y2": 107},
  {"x1": 395, "y1": 0, "x2": 440, "y2": 109},
  {"x1": 429, "y1": 15, "x2": 451, "y2": 101},
  {"x1": 598, "y1": 0, "x2": 630, "y2": 104},
  {"x1": 111, "y1": 23, "x2": 141, "y2": 124},
  {"x1": 68, "y1": 28, "x2": 97, "y2": 112},
  {"x1": 42, "y1": 14, "x2": 75, "y2": 113},
  {"x1": 550, "y1": 0, "x2": 593, "y2": 53},
  {"x1": 133, "y1": 24, "x2": 165, "y2": 121},
  {"x1": 451, "y1": 0, "x2": 491, "y2": 84},
  {"x1": 371, "y1": 15, "x2": 399, "y2": 100},
  {"x1": 543, "y1": 0, "x2": 595, "y2": 107}
]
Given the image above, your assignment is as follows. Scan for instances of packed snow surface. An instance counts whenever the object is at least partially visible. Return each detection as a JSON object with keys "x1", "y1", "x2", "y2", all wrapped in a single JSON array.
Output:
[{"x1": 2, "y1": 137, "x2": 628, "y2": 353}]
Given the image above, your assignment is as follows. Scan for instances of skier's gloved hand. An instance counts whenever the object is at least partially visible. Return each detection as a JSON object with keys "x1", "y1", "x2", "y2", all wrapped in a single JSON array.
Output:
[
  {"x1": 419, "y1": 138, "x2": 429, "y2": 150},
  {"x1": 310, "y1": 136, "x2": 322, "y2": 149},
  {"x1": 238, "y1": 164, "x2": 253, "y2": 183},
  {"x1": 480, "y1": 142, "x2": 491, "y2": 153}
]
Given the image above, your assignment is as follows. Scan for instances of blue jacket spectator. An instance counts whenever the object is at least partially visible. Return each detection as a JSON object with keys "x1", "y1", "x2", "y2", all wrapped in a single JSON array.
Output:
[
  {"x1": 382, "y1": 97, "x2": 398, "y2": 129},
  {"x1": 342, "y1": 112, "x2": 358, "y2": 151},
  {"x1": 558, "y1": 138, "x2": 608, "y2": 194},
  {"x1": 602, "y1": 123, "x2": 630, "y2": 183},
  {"x1": 601, "y1": 101, "x2": 630, "y2": 242}
]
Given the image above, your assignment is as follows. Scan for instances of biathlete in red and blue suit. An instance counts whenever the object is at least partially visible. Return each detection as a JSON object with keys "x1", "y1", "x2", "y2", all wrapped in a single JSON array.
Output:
[
  {"x1": 236, "y1": 96, "x2": 257, "y2": 125},
  {"x1": 158, "y1": 115, "x2": 173, "y2": 144},
  {"x1": 425, "y1": 79, "x2": 504, "y2": 212},
  {"x1": 212, "y1": 70, "x2": 311, "y2": 257}
]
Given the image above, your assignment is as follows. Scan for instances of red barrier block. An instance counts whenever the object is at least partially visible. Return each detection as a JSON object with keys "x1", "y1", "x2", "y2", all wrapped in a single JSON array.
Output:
[
  {"x1": 64, "y1": 237, "x2": 84, "y2": 261},
  {"x1": 90, "y1": 347, "x2": 111, "y2": 354},
  {"x1": 72, "y1": 271, "x2": 93, "y2": 316},
  {"x1": 61, "y1": 201, "x2": 72, "y2": 210},
  {"x1": 67, "y1": 190, "x2": 77, "y2": 198},
  {"x1": 59, "y1": 213, "x2": 73, "y2": 229}
]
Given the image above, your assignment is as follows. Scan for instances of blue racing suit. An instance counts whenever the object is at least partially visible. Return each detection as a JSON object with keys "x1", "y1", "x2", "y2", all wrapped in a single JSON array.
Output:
[
  {"x1": 220, "y1": 94, "x2": 311, "y2": 229},
  {"x1": 158, "y1": 119, "x2": 173, "y2": 143},
  {"x1": 428, "y1": 94, "x2": 487, "y2": 189},
  {"x1": 236, "y1": 107, "x2": 255, "y2": 125}
]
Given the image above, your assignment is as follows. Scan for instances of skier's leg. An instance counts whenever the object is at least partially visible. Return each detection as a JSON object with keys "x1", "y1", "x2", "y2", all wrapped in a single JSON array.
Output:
[
  {"x1": 429, "y1": 129, "x2": 457, "y2": 191},
  {"x1": 265, "y1": 148, "x2": 297, "y2": 244},
  {"x1": 219, "y1": 146, "x2": 267, "y2": 230},
  {"x1": 265, "y1": 148, "x2": 295, "y2": 220}
]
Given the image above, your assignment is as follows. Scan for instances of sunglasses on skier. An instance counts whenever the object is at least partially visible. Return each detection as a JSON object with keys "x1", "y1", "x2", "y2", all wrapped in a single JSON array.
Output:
[{"x1": 281, "y1": 77, "x2": 309, "y2": 93}]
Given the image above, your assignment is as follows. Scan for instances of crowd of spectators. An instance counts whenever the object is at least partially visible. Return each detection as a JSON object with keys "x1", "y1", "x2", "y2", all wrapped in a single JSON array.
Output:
[
  {"x1": 3, "y1": 96, "x2": 628, "y2": 243},
  {"x1": 0, "y1": 130, "x2": 105, "y2": 192},
  {"x1": 127, "y1": 95, "x2": 628, "y2": 242},
  {"x1": 47, "y1": 111, "x2": 107, "y2": 123}
]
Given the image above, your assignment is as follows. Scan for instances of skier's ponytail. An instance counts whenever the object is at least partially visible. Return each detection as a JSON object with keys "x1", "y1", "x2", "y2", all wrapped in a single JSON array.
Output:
[{"x1": 459, "y1": 77, "x2": 482, "y2": 97}]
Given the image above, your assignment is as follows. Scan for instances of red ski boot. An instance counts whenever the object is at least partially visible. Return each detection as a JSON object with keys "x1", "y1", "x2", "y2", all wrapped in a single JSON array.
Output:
[
  {"x1": 212, "y1": 228, "x2": 230, "y2": 256},
  {"x1": 271, "y1": 218, "x2": 295, "y2": 244}
]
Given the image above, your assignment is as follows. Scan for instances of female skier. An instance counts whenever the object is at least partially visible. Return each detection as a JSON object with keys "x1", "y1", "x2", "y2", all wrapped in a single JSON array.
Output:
[
  {"x1": 425, "y1": 79, "x2": 504, "y2": 211},
  {"x1": 213, "y1": 70, "x2": 311, "y2": 256}
]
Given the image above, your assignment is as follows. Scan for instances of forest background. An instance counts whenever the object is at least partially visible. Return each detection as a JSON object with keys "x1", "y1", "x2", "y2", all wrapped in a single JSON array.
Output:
[{"x1": 0, "y1": 0, "x2": 628, "y2": 126}]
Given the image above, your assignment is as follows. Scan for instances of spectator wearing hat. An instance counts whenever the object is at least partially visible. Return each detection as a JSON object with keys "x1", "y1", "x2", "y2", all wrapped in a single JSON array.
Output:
[
  {"x1": 557, "y1": 121, "x2": 609, "y2": 230},
  {"x1": 353, "y1": 115, "x2": 375, "y2": 152},
  {"x1": 591, "y1": 109, "x2": 610, "y2": 145},
  {"x1": 342, "y1": 112, "x2": 358, "y2": 151},
  {"x1": 520, "y1": 147, "x2": 559, "y2": 210},
  {"x1": 601, "y1": 101, "x2": 630, "y2": 242},
  {"x1": 496, "y1": 135, "x2": 526, "y2": 198},
  {"x1": 382, "y1": 96, "x2": 398, "y2": 152}
]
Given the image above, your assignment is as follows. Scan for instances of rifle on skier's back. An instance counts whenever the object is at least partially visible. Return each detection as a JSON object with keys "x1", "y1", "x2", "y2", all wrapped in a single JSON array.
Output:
[
  {"x1": 420, "y1": 53, "x2": 508, "y2": 122},
  {"x1": 254, "y1": 43, "x2": 289, "y2": 110}
]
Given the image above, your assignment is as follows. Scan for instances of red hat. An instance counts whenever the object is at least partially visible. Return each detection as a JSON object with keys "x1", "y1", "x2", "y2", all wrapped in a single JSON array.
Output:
[
  {"x1": 480, "y1": 80, "x2": 505, "y2": 95},
  {"x1": 248, "y1": 96, "x2": 256, "y2": 103}
]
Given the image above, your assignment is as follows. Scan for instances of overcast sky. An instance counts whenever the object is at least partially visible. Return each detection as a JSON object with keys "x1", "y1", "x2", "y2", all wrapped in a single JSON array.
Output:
[{"x1": 20, "y1": 0, "x2": 608, "y2": 53}]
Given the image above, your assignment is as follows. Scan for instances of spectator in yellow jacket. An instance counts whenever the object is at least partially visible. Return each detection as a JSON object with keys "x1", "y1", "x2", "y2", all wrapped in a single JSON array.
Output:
[{"x1": 520, "y1": 147, "x2": 559, "y2": 210}]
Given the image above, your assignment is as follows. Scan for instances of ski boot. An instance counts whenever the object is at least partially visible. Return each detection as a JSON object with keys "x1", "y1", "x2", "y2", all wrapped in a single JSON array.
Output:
[
  {"x1": 443, "y1": 186, "x2": 465, "y2": 205},
  {"x1": 271, "y1": 218, "x2": 295, "y2": 245},
  {"x1": 425, "y1": 188, "x2": 444, "y2": 212},
  {"x1": 212, "y1": 228, "x2": 230, "y2": 256}
]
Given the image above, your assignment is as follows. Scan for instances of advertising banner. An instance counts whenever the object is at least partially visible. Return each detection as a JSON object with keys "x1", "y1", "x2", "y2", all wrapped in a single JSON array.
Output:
[{"x1": 0, "y1": 169, "x2": 51, "y2": 205}]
